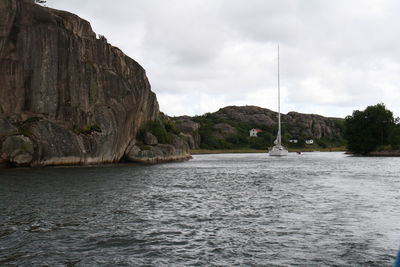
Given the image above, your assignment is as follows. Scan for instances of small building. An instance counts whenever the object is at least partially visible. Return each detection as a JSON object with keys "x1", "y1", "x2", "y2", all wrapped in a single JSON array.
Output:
[
  {"x1": 249, "y1": 128, "x2": 263, "y2": 137},
  {"x1": 305, "y1": 139, "x2": 314, "y2": 145},
  {"x1": 289, "y1": 139, "x2": 298, "y2": 143}
]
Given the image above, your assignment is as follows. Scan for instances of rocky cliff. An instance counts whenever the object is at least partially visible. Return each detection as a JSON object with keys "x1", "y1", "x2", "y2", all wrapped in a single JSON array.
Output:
[
  {"x1": 0, "y1": 0, "x2": 190, "y2": 166},
  {"x1": 173, "y1": 106, "x2": 345, "y2": 149}
]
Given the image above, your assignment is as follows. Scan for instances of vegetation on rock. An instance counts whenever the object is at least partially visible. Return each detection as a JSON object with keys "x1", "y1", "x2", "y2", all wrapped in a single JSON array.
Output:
[
  {"x1": 138, "y1": 118, "x2": 180, "y2": 145},
  {"x1": 192, "y1": 113, "x2": 272, "y2": 150},
  {"x1": 71, "y1": 124, "x2": 102, "y2": 135},
  {"x1": 176, "y1": 106, "x2": 346, "y2": 150}
]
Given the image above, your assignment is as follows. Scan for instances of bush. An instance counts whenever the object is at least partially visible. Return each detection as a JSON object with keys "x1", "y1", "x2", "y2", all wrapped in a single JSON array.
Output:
[
  {"x1": 139, "y1": 119, "x2": 181, "y2": 144},
  {"x1": 316, "y1": 139, "x2": 328, "y2": 148},
  {"x1": 163, "y1": 118, "x2": 180, "y2": 135},
  {"x1": 140, "y1": 121, "x2": 170, "y2": 144}
]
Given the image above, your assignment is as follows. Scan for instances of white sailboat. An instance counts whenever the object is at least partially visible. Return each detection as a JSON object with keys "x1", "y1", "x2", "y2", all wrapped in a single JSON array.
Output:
[{"x1": 269, "y1": 46, "x2": 288, "y2": 156}]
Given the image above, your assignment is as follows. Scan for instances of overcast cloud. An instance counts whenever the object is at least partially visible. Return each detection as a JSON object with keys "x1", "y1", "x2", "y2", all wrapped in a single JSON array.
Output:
[{"x1": 47, "y1": 0, "x2": 400, "y2": 118}]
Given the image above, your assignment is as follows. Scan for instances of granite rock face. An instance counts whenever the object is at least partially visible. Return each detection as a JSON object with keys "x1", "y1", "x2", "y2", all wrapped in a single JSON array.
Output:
[
  {"x1": 172, "y1": 116, "x2": 201, "y2": 149},
  {"x1": 214, "y1": 106, "x2": 277, "y2": 127},
  {"x1": 285, "y1": 111, "x2": 342, "y2": 139},
  {"x1": 214, "y1": 106, "x2": 343, "y2": 139},
  {"x1": 0, "y1": 0, "x2": 190, "y2": 166},
  {"x1": 212, "y1": 123, "x2": 237, "y2": 140}
]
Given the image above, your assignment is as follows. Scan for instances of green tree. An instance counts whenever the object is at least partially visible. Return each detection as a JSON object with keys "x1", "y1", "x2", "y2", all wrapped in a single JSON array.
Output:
[
  {"x1": 344, "y1": 103, "x2": 395, "y2": 154},
  {"x1": 389, "y1": 118, "x2": 400, "y2": 149}
]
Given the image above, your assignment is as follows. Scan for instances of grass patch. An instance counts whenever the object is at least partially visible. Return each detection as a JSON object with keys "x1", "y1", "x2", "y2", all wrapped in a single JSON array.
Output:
[
  {"x1": 15, "y1": 116, "x2": 42, "y2": 137},
  {"x1": 72, "y1": 124, "x2": 102, "y2": 135},
  {"x1": 18, "y1": 126, "x2": 32, "y2": 137}
]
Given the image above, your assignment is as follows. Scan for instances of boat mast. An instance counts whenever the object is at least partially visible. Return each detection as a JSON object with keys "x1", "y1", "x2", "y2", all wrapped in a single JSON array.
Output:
[{"x1": 277, "y1": 45, "x2": 281, "y2": 146}]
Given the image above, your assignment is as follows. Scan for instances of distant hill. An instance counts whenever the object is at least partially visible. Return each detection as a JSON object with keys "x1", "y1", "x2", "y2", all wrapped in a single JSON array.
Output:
[{"x1": 172, "y1": 105, "x2": 345, "y2": 150}]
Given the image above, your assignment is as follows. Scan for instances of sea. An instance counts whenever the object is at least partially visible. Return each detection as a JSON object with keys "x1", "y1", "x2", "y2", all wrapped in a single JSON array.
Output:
[{"x1": 0, "y1": 152, "x2": 399, "y2": 266}]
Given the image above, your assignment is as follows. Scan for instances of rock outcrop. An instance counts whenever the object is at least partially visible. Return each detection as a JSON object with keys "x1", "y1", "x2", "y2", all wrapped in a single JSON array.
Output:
[
  {"x1": 213, "y1": 106, "x2": 343, "y2": 139},
  {"x1": 173, "y1": 116, "x2": 201, "y2": 149},
  {"x1": 173, "y1": 105, "x2": 345, "y2": 149},
  {"x1": 124, "y1": 135, "x2": 191, "y2": 164},
  {"x1": 0, "y1": 0, "x2": 190, "y2": 166},
  {"x1": 214, "y1": 106, "x2": 277, "y2": 127}
]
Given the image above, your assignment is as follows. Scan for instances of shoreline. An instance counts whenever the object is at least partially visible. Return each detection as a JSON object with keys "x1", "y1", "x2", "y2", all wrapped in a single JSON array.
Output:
[
  {"x1": 366, "y1": 150, "x2": 400, "y2": 157},
  {"x1": 345, "y1": 150, "x2": 400, "y2": 157},
  {"x1": 191, "y1": 147, "x2": 346, "y2": 155}
]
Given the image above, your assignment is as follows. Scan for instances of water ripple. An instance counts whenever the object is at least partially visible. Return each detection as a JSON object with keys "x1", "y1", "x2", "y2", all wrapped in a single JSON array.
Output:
[{"x1": 0, "y1": 152, "x2": 399, "y2": 266}]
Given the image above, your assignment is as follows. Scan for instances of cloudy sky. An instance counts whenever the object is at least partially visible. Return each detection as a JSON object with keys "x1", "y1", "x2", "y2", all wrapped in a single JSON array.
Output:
[{"x1": 46, "y1": 0, "x2": 400, "y2": 118}]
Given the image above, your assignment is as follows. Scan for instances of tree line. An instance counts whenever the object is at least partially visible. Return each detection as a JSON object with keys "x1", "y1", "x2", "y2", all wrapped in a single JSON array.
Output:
[{"x1": 345, "y1": 103, "x2": 400, "y2": 154}]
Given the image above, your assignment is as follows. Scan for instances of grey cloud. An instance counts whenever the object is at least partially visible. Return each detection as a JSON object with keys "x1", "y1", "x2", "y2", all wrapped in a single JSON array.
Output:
[{"x1": 47, "y1": 0, "x2": 400, "y2": 117}]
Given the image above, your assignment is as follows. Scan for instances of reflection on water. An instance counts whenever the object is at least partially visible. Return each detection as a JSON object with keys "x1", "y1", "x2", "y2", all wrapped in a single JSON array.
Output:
[{"x1": 0, "y1": 152, "x2": 399, "y2": 266}]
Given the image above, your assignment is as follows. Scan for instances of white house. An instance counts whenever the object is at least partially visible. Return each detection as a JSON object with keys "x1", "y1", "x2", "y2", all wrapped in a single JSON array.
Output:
[
  {"x1": 249, "y1": 128, "x2": 262, "y2": 137},
  {"x1": 305, "y1": 139, "x2": 314, "y2": 145}
]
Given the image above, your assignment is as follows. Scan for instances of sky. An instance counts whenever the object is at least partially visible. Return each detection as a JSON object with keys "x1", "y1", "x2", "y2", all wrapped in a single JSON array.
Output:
[{"x1": 45, "y1": 0, "x2": 400, "y2": 118}]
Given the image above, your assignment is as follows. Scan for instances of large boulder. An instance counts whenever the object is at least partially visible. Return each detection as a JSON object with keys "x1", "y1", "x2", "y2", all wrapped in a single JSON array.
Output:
[
  {"x1": 124, "y1": 143, "x2": 191, "y2": 163},
  {"x1": 1, "y1": 135, "x2": 34, "y2": 166},
  {"x1": 143, "y1": 132, "x2": 158, "y2": 145},
  {"x1": 181, "y1": 133, "x2": 196, "y2": 149},
  {"x1": 125, "y1": 134, "x2": 191, "y2": 163}
]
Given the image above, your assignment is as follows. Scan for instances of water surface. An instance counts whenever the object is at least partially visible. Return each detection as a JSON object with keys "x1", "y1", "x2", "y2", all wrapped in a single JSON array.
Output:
[{"x1": 0, "y1": 152, "x2": 399, "y2": 266}]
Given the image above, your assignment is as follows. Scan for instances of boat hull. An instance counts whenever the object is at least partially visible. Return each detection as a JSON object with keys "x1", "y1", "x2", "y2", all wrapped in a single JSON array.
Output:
[{"x1": 269, "y1": 145, "x2": 288, "y2": 156}]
